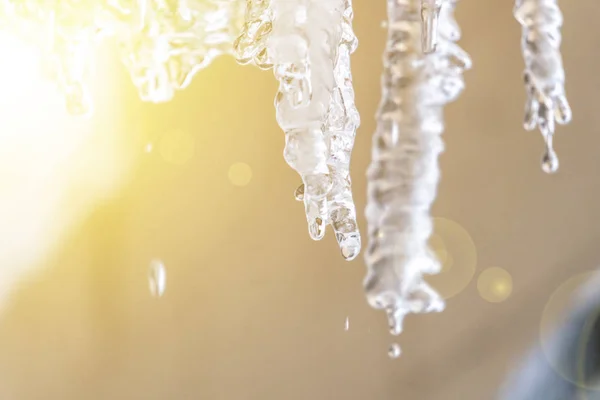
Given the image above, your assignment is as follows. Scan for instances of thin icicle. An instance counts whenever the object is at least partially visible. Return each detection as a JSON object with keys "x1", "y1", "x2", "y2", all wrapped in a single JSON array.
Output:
[
  {"x1": 364, "y1": 0, "x2": 470, "y2": 343},
  {"x1": 237, "y1": 0, "x2": 361, "y2": 259},
  {"x1": 514, "y1": 0, "x2": 571, "y2": 173},
  {"x1": 321, "y1": 0, "x2": 361, "y2": 260}
]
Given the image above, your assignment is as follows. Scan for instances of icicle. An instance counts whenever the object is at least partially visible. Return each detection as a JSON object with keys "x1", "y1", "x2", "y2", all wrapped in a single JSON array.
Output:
[
  {"x1": 364, "y1": 0, "x2": 470, "y2": 345},
  {"x1": 269, "y1": 0, "x2": 335, "y2": 243},
  {"x1": 237, "y1": 0, "x2": 361, "y2": 259},
  {"x1": 514, "y1": 0, "x2": 571, "y2": 173},
  {"x1": 315, "y1": 0, "x2": 361, "y2": 260}
]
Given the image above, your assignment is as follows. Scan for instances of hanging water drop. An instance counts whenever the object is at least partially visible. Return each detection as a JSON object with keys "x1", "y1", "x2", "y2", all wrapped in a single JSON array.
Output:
[
  {"x1": 388, "y1": 343, "x2": 401, "y2": 359},
  {"x1": 344, "y1": 316, "x2": 350, "y2": 331},
  {"x1": 148, "y1": 259, "x2": 167, "y2": 297},
  {"x1": 541, "y1": 149, "x2": 559, "y2": 174}
]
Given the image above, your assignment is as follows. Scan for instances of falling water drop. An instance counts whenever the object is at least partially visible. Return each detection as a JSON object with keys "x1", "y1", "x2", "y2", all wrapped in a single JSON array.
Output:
[
  {"x1": 145, "y1": 143, "x2": 153, "y2": 153},
  {"x1": 388, "y1": 343, "x2": 402, "y2": 359},
  {"x1": 148, "y1": 259, "x2": 166, "y2": 297},
  {"x1": 344, "y1": 316, "x2": 350, "y2": 331}
]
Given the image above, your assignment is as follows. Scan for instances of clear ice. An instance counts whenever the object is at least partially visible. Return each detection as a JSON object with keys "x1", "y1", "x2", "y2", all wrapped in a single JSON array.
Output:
[
  {"x1": 420, "y1": 0, "x2": 442, "y2": 53},
  {"x1": 235, "y1": 0, "x2": 361, "y2": 260},
  {"x1": 1, "y1": 0, "x2": 245, "y2": 112},
  {"x1": 0, "y1": 0, "x2": 578, "y2": 354},
  {"x1": 514, "y1": 0, "x2": 571, "y2": 173},
  {"x1": 364, "y1": 0, "x2": 470, "y2": 346}
]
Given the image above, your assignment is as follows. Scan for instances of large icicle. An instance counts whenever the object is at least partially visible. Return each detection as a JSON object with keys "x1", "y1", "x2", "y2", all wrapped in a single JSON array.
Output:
[
  {"x1": 514, "y1": 0, "x2": 571, "y2": 173},
  {"x1": 236, "y1": 0, "x2": 361, "y2": 260},
  {"x1": 320, "y1": 0, "x2": 361, "y2": 260},
  {"x1": 364, "y1": 0, "x2": 470, "y2": 345}
]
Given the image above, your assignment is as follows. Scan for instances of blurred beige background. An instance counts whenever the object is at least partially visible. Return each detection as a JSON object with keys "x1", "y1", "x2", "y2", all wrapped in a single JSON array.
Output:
[{"x1": 0, "y1": 1, "x2": 599, "y2": 399}]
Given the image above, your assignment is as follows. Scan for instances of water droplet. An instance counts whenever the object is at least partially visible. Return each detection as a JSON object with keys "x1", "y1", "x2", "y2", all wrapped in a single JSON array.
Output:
[
  {"x1": 294, "y1": 184, "x2": 304, "y2": 201},
  {"x1": 541, "y1": 150, "x2": 559, "y2": 174},
  {"x1": 145, "y1": 143, "x2": 153, "y2": 153},
  {"x1": 388, "y1": 343, "x2": 401, "y2": 359},
  {"x1": 338, "y1": 232, "x2": 361, "y2": 260},
  {"x1": 308, "y1": 217, "x2": 326, "y2": 240},
  {"x1": 344, "y1": 316, "x2": 350, "y2": 331},
  {"x1": 148, "y1": 259, "x2": 166, "y2": 297}
]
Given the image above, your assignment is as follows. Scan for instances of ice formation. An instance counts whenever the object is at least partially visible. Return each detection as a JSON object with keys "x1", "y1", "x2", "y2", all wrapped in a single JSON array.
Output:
[
  {"x1": 514, "y1": 0, "x2": 571, "y2": 173},
  {"x1": 235, "y1": 0, "x2": 361, "y2": 260},
  {"x1": 363, "y1": 0, "x2": 470, "y2": 340},
  {"x1": 0, "y1": 0, "x2": 576, "y2": 352},
  {"x1": 1, "y1": 0, "x2": 245, "y2": 113}
]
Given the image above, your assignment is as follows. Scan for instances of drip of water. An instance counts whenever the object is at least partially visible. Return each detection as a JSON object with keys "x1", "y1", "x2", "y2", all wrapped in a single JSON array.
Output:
[
  {"x1": 344, "y1": 316, "x2": 350, "y2": 331},
  {"x1": 388, "y1": 343, "x2": 401, "y2": 359},
  {"x1": 542, "y1": 147, "x2": 559, "y2": 174},
  {"x1": 148, "y1": 259, "x2": 167, "y2": 298}
]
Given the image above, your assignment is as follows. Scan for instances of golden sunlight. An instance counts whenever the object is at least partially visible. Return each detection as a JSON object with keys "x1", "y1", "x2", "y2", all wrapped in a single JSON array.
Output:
[{"x1": 0, "y1": 32, "x2": 132, "y2": 307}]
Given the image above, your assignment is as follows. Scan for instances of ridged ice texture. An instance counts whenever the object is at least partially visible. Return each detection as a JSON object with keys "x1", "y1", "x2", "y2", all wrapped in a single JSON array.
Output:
[
  {"x1": 1, "y1": 0, "x2": 244, "y2": 112},
  {"x1": 242, "y1": 0, "x2": 361, "y2": 260},
  {"x1": 364, "y1": 0, "x2": 470, "y2": 340},
  {"x1": 119, "y1": 0, "x2": 245, "y2": 103},
  {"x1": 514, "y1": 0, "x2": 571, "y2": 174},
  {"x1": 233, "y1": 0, "x2": 273, "y2": 69}
]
